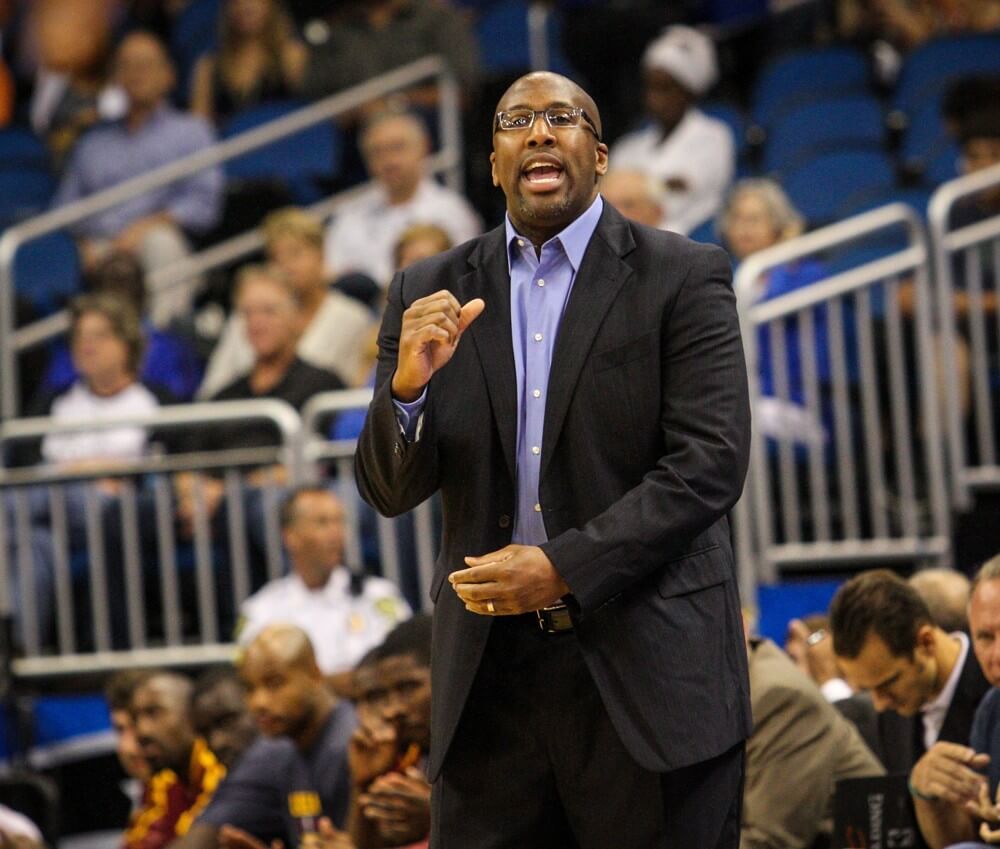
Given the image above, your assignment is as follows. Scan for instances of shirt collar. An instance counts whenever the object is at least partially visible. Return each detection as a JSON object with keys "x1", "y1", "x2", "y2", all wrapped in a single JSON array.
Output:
[
  {"x1": 922, "y1": 631, "x2": 969, "y2": 718},
  {"x1": 505, "y1": 195, "x2": 604, "y2": 272}
]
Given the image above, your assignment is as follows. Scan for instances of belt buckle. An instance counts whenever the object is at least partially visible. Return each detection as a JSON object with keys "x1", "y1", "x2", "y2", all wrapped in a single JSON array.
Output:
[{"x1": 536, "y1": 603, "x2": 572, "y2": 633}]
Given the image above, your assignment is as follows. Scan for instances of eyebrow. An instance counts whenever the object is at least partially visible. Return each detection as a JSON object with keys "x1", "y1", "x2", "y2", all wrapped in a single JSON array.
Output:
[{"x1": 500, "y1": 100, "x2": 577, "y2": 111}]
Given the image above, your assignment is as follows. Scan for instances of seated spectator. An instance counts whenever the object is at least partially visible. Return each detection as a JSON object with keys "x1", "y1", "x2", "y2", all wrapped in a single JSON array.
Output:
[
  {"x1": 190, "y1": 0, "x2": 306, "y2": 126},
  {"x1": 53, "y1": 31, "x2": 223, "y2": 325},
  {"x1": 392, "y1": 223, "x2": 452, "y2": 274},
  {"x1": 181, "y1": 624, "x2": 355, "y2": 847},
  {"x1": 199, "y1": 208, "x2": 371, "y2": 398},
  {"x1": 324, "y1": 110, "x2": 481, "y2": 287},
  {"x1": 106, "y1": 670, "x2": 154, "y2": 814},
  {"x1": 906, "y1": 554, "x2": 1000, "y2": 848},
  {"x1": 609, "y1": 26, "x2": 733, "y2": 236},
  {"x1": 348, "y1": 615, "x2": 432, "y2": 849},
  {"x1": 911, "y1": 568, "x2": 972, "y2": 634},
  {"x1": 127, "y1": 671, "x2": 226, "y2": 849},
  {"x1": 861, "y1": 0, "x2": 1000, "y2": 52},
  {"x1": 237, "y1": 486, "x2": 410, "y2": 682},
  {"x1": 177, "y1": 265, "x2": 345, "y2": 537},
  {"x1": 190, "y1": 667, "x2": 259, "y2": 771},
  {"x1": 599, "y1": 169, "x2": 666, "y2": 229},
  {"x1": 718, "y1": 178, "x2": 830, "y2": 445},
  {"x1": 743, "y1": 630, "x2": 884, "y2": 848},
  {"x1": 299, "y1": 0, "x2": 478, "y2": 108},
  {"x1": 830, "y1": 570, "x2": 990, "y2": 785},
  {"x1": 41, "y1": 251, "x2": 203, "y2": 401}
]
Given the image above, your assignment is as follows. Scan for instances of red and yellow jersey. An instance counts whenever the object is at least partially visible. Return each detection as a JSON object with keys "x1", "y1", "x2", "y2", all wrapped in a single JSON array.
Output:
[{"x1": 123, "y1": 738, "x2": 226, "y2": 849}]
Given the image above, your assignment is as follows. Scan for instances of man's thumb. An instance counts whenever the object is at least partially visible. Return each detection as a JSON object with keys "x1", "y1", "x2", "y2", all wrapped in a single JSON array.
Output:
[{"x1": 458, "y1": 298, "x2": 485, "y2": 332}]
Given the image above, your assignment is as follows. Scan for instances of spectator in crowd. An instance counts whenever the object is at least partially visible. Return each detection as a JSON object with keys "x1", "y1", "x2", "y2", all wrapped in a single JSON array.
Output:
[
  {"x1": 609, "y1": 25, "x2": 734, "y2": 235},
  {"x1": 29, "y1": 0, "x2": 123, "y2": 167},
  {"x1": 237, "y1": 486, "x2": 410, "y2": 682},
  {"x1": 199, "y1": 208, "x2": 371, "y2": 398},
  {"x1": 177, "y1": 265, "x2": 345, "y2": 540},
  {"x1": 911, "y1": 568, "x2": 972, "y2": 634},
  {"x1": 785, "y1": 613, "x2": 854, "y2": 703},
  {"x1": 126, "y1": 671, "x2": 226, "y2": 849},
  {"x1": 830, "y1": 570, "x2": 990, "y2": 780},
  {"x1": 106, "y1": 669, "x2": 153, "y2": 813},
  {"x1": 717, "y1": 178, "x2": 829, "y2": 445},
  {"x1": 53, "y1": 30, "x2": 224, "y2": 325},
  {"x1": 348, "y1": 615, "x2": 432, "y2": 849},
  {"x1": 908, "y1": 554, "x2": 1000, "y2": 849},
  {"x1": 392, "y1": 223, "x2": 452, "y2": 275},
  {"x1": 298, "y1": 0, "x2": 479, "y2": 107},
  {"x1": 743, "y1": 626, "x2": 885, "y2": 849},
  {"x1": 839, "y1": 0, "x2": 1000, "y2": 52},
  {"x1": 41, "y1": 251, "x2": 203, "y2": 401},
  {"x1": 599, "y1": 169, "x2": 667, "y2": 229},
  {"x1": 190, "y1": 667, "x2": 259, "y2": 771},
  {"x1": 190, "y1": 0, "x2": 306, "y2": 125},
  {"x1": 180, "y1": 625, "x2": 355, "y2": 847},
  {"x1": 324, "y1": 110, "x2": 481, "y2": 287}
]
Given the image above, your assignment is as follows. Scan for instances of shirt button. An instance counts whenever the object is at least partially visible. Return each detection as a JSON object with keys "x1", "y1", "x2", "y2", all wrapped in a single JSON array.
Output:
[
  {"x1": 498, "y1": 514, "x2": 511, "y2": 528},
  {"x1": 534, "y1": 503, "x2": 541, "y2": 512},
  {"x1": 532, "y1": 446, "x2": 540, "y2": 455},
  {"x1": 517, "y1": 239, "x2": 524, "y2": 247},
  {"x1": 532, "y1": 389, "x2": 541, "y2": 398},
  {"x1": 537, "y1": 279, "x2": 545, "y2": 287},
  {"x1": 534, "y1": 333, "x2": 543, "y2": 342}
]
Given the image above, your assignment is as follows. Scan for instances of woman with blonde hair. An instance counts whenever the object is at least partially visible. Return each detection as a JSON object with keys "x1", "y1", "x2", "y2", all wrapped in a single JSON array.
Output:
[{"x1": 190, "y1": 0, "x2": 306, "y2": 124}]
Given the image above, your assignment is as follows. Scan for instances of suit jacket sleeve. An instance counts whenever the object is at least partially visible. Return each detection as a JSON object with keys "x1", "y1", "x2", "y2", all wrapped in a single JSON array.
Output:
[
  {"x1": 541, "y1": 244, "x2": 750, "y2": 612},
  {"x1": 355, "y1": 269, "x2": 442, "y2": 517}
]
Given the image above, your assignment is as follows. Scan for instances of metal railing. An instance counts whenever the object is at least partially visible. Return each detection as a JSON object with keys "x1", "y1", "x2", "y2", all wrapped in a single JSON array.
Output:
[
  {"x1": 0, "y1": 55, "x2": 463, "y2": 419},
  {"x1": 734, "y1": 203, "x2": 950, "y2": 590},
  {"x1": 0, "y1": 399, "x2": 302, "y2": 678},
  {"x1": 928, "y1": 161, "x2": 1000, "y2": 510},
  {"x1": 301, "y1": 389, "x2": 438, "y2": 609}
]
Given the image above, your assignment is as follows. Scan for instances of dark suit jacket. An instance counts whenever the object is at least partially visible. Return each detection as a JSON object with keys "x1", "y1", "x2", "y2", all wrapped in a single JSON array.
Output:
[
  {"x1": 875, "y1": 644, "x2": 990, "y2": 775},
  {"x1": 356, "y1": 203, "x2": 753, "y2": 781}
]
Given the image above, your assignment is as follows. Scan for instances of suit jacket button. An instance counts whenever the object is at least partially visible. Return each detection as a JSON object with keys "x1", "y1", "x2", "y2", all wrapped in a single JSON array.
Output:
[{"x1": 498, "y1": 514, "x2": 511, "y2": 528}]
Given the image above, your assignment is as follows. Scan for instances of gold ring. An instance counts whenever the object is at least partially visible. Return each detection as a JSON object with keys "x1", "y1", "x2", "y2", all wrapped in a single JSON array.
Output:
[{"x1": 487, "y1": 600, "x2": 496, "y2": 614}]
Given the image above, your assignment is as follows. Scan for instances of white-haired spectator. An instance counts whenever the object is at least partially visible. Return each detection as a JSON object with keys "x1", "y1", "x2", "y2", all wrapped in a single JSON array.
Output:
[
  {"x1": 600, "y1": 169, "x2": 667, "y2": 229},
  {"x1": 324, "y1": 110, "x2": 481, "y2": 287},
  {"x1": 610, "y1": 26, "x2": 734, "y2": 236}
]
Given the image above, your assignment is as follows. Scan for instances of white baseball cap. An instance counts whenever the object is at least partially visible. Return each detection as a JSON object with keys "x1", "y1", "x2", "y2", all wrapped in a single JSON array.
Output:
[{"x1": 642, "y1": 25, "x2": 719, "y2": 97}]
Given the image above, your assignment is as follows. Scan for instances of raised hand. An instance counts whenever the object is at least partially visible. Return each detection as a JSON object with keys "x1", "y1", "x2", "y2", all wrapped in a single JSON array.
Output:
[
  {"x1": 349, "y1": 714, "x2": 401, "y2": 790},
  {"x1": 391, "y1": 290, "x2": 485, "y2": 402}
]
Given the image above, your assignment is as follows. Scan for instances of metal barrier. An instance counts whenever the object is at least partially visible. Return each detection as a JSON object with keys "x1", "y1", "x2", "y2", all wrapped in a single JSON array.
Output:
[
  {"x1": 928, "y1": 161, "x2": 1000, "y2": 510},
  {"x1": 734, "y1": 203, "x2": 950, "y2": 592},
  {"x1": 0, "y1": 399, "x2": 302, "y2": 678},
  {"x1": 0, "y1": 55, "x2": 463, "y2": 419},
  {"x1": 301, "y1": 389, "x2": 437, "y2": 612}
]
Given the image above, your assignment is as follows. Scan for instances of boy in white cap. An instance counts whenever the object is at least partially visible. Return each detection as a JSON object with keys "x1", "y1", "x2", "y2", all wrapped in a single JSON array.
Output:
[{"x1": 610, "y1": 25, "x2": 735, "y2": 236}]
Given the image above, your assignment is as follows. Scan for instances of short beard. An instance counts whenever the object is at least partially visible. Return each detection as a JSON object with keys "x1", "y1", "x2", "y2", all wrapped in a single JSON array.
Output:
[{"x1": 516, "y1": 192, "x2": 574, "y2": 224}]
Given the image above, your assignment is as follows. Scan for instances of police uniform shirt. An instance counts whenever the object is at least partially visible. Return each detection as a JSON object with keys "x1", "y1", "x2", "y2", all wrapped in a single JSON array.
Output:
[{"x1": 237, "y1": 567, "x2": 411, "y2": 675}]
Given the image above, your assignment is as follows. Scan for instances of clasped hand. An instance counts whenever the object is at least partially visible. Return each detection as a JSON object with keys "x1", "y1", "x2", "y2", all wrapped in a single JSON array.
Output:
[{"x1": 450, "y1": 544, "x2": 569, "y2": 616}]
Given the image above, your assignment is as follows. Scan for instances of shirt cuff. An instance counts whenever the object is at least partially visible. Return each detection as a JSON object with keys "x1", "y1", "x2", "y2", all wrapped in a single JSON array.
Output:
[
  {"x1": 392, "y1": 388, "x2": 427, "y2": 442},
  {"x1": 820, "y1": 678, "x2": 854, "y2": 703}
]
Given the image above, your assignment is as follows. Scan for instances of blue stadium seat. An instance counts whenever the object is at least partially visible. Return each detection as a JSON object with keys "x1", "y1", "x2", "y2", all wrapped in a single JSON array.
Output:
[
  {"x1": 892, "y1": 33, "x2": 1000, "y2": 118},
  {"x1": 899, "y1": 98, "x2": 946, "y2": 172},
  {"x1": 14, "y1": 232, "x2": 81, "y2": 317},
  {"x1": 221, "y1": 101, "x2": 341, "y2": 204},
  {"x1": 688, "y1": 218, "x2": 721, "y2": 246},
  {"x1": 784, "y1": 149, "x2": 896, "y2": 227},
  {"x1": 0, "y1": 128, "x2": 51, "y2": 171},
  {"x1": 475, "y1": 0, "x2": 575, "y2": 76},
  {"x1": 170, "y1": 0, "x2": 221, "y2": 104},
  {"x1": 751, "y1": 47, "x2": 871, "y2": 129},
  {"x1": 0, "y1": 170, "x2": 56, "y2": 227},
  {"x1": 763, "y1": 95, "x2": 885, "y2": 175}
]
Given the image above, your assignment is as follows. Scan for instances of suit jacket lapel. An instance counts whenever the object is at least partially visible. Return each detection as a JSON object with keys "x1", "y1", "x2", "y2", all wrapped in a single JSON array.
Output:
[
  {"x1": 464, "y1": 226, "x2": 518, "y2": 483},
  {"x1": 541, "y1": 206, "x2": 635, "y2": 479}
]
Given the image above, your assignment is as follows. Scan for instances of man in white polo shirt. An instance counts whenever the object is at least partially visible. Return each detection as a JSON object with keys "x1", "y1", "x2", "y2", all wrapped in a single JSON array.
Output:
[{"x1": 237, "y1": 487, "x2": 410, "y2": 681}]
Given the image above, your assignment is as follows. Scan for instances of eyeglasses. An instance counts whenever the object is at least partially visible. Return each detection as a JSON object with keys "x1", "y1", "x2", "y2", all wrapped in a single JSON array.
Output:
[{"x1": 494, "y1": 106, "x2": 601, "y2": 141}]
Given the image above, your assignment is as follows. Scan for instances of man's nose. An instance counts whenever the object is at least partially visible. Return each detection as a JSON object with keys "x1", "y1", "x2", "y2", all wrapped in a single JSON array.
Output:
[{"x1": 526, "y1": 117, "x2": 555, "y2": 147}]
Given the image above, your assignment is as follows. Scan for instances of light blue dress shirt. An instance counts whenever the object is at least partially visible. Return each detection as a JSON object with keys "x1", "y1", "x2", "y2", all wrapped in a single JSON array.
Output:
[{"x1": 394, "y1": 196, "x2": 604, "y2": 546}]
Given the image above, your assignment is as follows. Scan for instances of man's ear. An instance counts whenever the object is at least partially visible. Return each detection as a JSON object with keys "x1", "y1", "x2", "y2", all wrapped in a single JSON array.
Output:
[
  {"x1": 490, "y1": 152, "x2": 499, "y2": 187},
  {"x1": 595, "y1": 143, "x2": 609, "y2": 180},
  {"x1": 914, "y1": 623, "x2": 936, "y2": 655}
]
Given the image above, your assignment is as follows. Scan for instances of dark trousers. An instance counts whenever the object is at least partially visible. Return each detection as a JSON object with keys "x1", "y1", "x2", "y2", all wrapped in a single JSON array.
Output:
[{"x1": 431, "y1": 616, "x2": 745, "y2": 849}]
